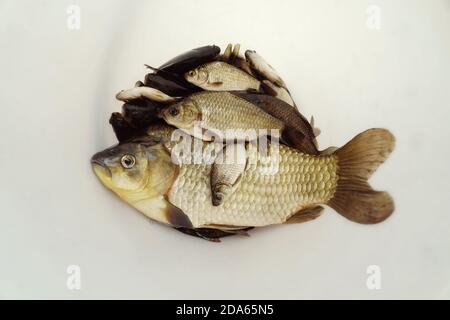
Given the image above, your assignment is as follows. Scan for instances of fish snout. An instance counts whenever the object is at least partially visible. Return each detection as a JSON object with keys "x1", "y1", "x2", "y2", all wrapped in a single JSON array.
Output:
[
  {"x1": 90, "y1": 151, "x2": 112, "y2": 178},
  {"x1": 157, "y1": 107, "x2": 167, "y2": 120}
]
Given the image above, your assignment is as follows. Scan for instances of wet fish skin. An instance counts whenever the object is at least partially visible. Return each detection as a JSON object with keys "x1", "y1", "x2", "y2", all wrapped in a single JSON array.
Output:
[
  {"x1": 185, "y1": 61, "x2": 261, "y2": 91},
  {"x1": 169, "y1": 141, "x2": 338, "y2": 227}
]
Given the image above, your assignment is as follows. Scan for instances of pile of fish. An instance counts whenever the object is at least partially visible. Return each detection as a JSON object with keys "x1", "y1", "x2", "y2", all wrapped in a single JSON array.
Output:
[{"x1": 91, "y1": 44, "x2": 395, "y2": 242}]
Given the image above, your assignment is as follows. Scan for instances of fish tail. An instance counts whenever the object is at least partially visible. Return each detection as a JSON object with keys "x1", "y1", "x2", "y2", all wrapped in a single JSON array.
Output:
[{"x1": 328, "y1": 129, "x2": 395, "y2": 224}]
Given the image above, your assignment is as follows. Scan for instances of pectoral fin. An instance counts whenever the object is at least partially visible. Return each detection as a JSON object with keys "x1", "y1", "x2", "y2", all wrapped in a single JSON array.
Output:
[
  {"x1": 210, "y1": 143, "x2": 247, "y2": 206},
  {"x1": 208, "y1": 81, "x2": 223, "y2": 87},
  {"x1": 285, "y1": 206, "x2": 324, "y2": 224},
  {"x1": 164, "y1": 199, "x2": 193, "y2": 228}
]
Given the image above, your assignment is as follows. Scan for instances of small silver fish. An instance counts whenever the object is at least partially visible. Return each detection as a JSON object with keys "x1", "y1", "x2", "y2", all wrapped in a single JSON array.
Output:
[
  {"x1": 116, "y1": 86, "x2": 180, "y2": 103},
  {"x1": 184, "y1": 61, "x2": 261, "y2": 91},
  {"x1": 245, "y1": 50, "x2": 287, "y2": 89},
  {"x1": 159, "y1": 91, "x2": 283, "y2": 141}
]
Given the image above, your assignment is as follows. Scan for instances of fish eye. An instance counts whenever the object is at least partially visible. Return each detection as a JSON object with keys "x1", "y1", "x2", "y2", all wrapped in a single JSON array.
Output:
[
  {"x1": 120, "y1": 154, "x2": 136, "y2": 169},
  {"x1": 188, "y1": 70, "x2": 196, "y2": 77},
  {"x1": 169, "y1": 106, "x2": 179, "y2": 117}
]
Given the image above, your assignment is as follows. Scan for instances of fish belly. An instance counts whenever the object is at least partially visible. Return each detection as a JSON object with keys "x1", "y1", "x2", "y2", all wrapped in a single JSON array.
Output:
[{"x1": 167, "y1": 144, "x2": 338, "y2": 228}]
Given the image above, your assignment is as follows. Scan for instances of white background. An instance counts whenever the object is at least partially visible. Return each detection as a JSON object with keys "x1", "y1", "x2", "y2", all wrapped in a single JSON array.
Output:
[{"x1": 1, "y1": 0, "x2": 449, "y2": 299}]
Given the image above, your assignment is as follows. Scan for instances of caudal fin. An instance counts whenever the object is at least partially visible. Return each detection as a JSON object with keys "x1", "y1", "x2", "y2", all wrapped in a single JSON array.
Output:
[{"x1": 328, "y1": 129, "x2": 395, "y2": 224}]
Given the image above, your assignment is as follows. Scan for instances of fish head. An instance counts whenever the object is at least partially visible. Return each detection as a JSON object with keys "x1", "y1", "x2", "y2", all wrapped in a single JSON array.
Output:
[
  {"x1": 91, "y1": 139, "x2": 176, "y2": 202},
  {"x1": 159, "y1": 99, "x2": 201, "y2": 130},
  {"x1": 184, "y1": 66, "x2": 209, "y2": 86},
  {"x1": 244, "y1": 50, "x2": 257, "y2": 66},
  {"x1": 122, "y1": 100, "x2": 162, "y2": 128}
]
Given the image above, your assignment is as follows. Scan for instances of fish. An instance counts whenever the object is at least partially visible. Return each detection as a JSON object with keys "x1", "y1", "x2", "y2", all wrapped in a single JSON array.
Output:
[
  {"x1": 144, "y1": 72, "x2": 197, "y2": 96},
  {"x1": 245, "y1": 50, "x2": 287, "y2": 89},
  {"x1": 210, "y1": 142, "x2": 247, "y2": 206},
  {"x1": 109, "y1": 112, "x2": 142, "y2": 143},
  {"x1": 221, "y1": 43, "x2": 233, "y2": 61},
  {"x1": 221, "y1": 43, "x2": 241, "y2": 63},
  {"x1": 184, "y1": 61, "x2": 261, "y2": 91},
  {"x1": 233, "y1": 57, "x2": 256, "y2": 76},
  {"x1": 116, "y1": 86, "x2": 180, "y2": 103},
  {"x1": 158, "y1": 91, "x2": 285, "y2": 142},
  {"x1": 231, "y1": 43, "x2": 241, "y2": 62},
  {"x1": 158, "y1": 45, "x2": 221, "y2": 74},
  {"x1": 158, "y1": 90, "x2": 320, "y2": 205},
  {"x1": 158, "y1": 91, "x2": 319, "y2": 156},
  {"x1": 121, "y1": 99, "x2": 163, "y2": 130},
  {"x1": 91, "y1": 125, "x2": 395, "y2": 238}
]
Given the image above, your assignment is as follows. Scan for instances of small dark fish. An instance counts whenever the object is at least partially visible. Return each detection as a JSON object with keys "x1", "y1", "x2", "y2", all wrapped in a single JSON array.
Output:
[
  {"x1": 158, "y1": 45, "x2": 221, "y2": 74},
  {"x1": 144, "y1": 72, "x2": 196, "y2": 96},
  {"x1": 232, "y1": 92, "x2": 319, "y2": 155},
  {"x1": 109, "y1": 112, "x2": 142, "y2": 143},
  {"x1": 121, "y1": 99, "x2": 162, "y2": 131}
]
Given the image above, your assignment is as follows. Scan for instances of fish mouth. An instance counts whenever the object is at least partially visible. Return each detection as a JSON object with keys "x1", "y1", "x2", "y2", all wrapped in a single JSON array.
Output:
[
  {"x1": 92, "y1": 163, "x2": 112, "y2": 182},
  {"x1": 90, "y1": 152, "x2": 112, "y2": 179}
]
